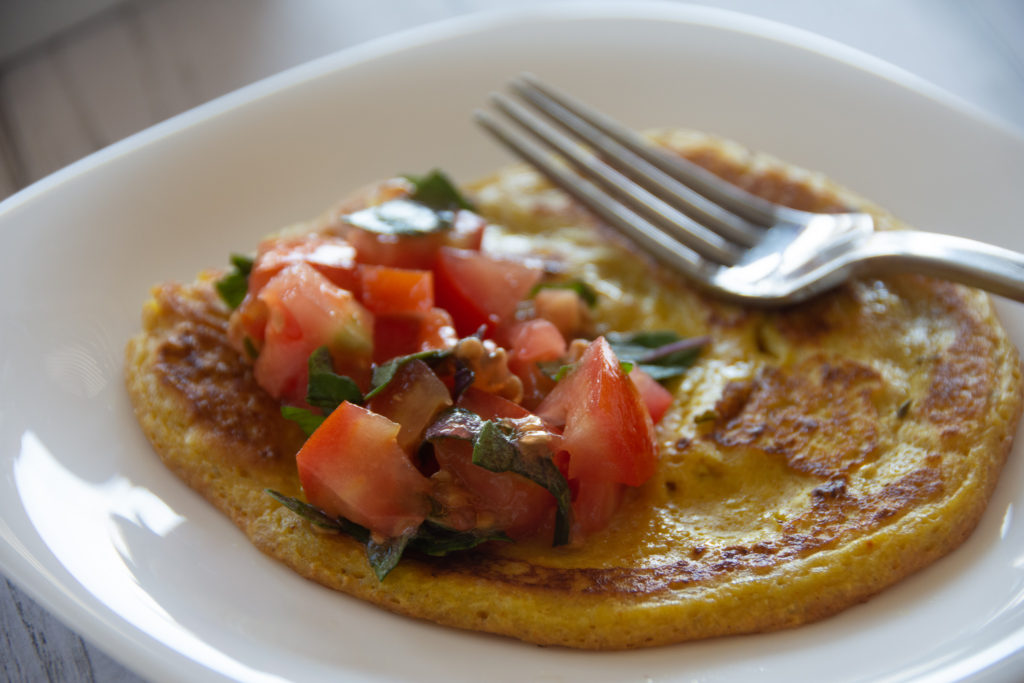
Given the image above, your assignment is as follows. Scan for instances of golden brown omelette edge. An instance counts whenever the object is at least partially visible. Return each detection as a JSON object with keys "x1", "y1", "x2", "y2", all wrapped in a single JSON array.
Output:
[{"x1": 125, "y1": 130, "x2": 1023, "y2": 649}]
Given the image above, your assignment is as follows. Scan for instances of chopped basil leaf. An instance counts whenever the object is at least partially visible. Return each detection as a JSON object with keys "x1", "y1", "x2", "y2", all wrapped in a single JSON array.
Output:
[
  {"x1": 367, "y1": 531, "x2": 414, "y2": 580},
  {"x1": 265, "y1": 490, "x2": 369, "y2": 540},
  {"x1": 266, "y1": 490, "x2": 507, "y2": 580},
  {"x1": 280, "y1": 405, "x2": 325, "y2": 437},
  {"x1": 529, "y1": 279, "x2": 598, "y2": 307},
  {"x1": 215, "y1": 253, "x2": 254, "y2": 309},
  {"x1": 403, "y1": 169, "x2": 474, "y2": 211},
  {"x1": 366, "y1": 347, "x2": 454, "y2": 400},
  {"x1": 606, "y1": 331, "x2": 708, "y2": 383},
  {"x1": 345, "y1": 197, "x2": 454, "y2": 235},
  {"x1": 410, "y1": 520, "x2": 510, "y2": 556},
  {"x1": 306, "y1": 346, "x2": 364, "y2": 411},
  {"x1": 897, "y1": 399, "x2": 912, "y2": 419}
]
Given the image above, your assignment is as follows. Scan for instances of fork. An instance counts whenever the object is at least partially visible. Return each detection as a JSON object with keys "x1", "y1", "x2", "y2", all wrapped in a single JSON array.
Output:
[{"x1": 474, "y1": 74, "x2": 1024, "y2": 307}]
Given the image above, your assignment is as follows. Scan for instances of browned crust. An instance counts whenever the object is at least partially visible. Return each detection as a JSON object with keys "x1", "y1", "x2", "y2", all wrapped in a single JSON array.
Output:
[{"x1": 124, "y1": 132, "x2": 1023, "y2": 649}]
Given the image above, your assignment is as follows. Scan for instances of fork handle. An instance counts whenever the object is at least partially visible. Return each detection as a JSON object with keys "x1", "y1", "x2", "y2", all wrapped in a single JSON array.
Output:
[{"x1": 858, "y1": 230, "x2": 1024, "y2": 302}]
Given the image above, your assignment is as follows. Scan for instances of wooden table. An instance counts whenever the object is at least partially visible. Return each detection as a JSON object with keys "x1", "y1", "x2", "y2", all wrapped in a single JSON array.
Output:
[{"x1": 1, "y1": 1, "x2": 1022, "y2": 680}]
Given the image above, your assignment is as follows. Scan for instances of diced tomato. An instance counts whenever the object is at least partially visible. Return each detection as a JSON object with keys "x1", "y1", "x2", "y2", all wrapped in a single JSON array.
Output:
[
  {"x1": 367, "y1": 359, "x2": 452, "y2": 453},
  {"x1": 345, "y1": 208, "x2": 487, "y2": 270},
  {"x1": 358, "y1": 265, "x2": 433, "y2": 315},
  {"x1": 249, "y1": 234, "x2": 359, "y2": 295},
  {"x1": 629, "y1": 368, "x2": 674, "y2": 424},
  {"x1": 372, "y1": 307, "x2": 457, "y2": 363},
  {"x1": 537, "y1": 337, "x2": 657, "y2": 487},
  {"x1": 434, "y1": 247, "x2": 543, "y2": 337},
  {"x1": 571, "y1": 478, "x2": 625, "y2": 538},
  {"x1": 296, "y1": 401, "x2": 429, "y2": 538},
  {"x1": 508, "y1": 318, "x2": 566, "y2": 364},
  {"x1": 253, "y1": 262, "x2": 374, "y2": 404},
  {"x1": 456, "y1": 386, "x2": 531, "y2": 420},
  {"x1": 432, "y1": 439, "x2": 554, "y2": 539},
  {"x1": 228, "y1": 293, "x2": 269, "y2": 352}
]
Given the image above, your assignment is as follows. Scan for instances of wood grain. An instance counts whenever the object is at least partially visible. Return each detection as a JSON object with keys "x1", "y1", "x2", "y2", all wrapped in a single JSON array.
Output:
[{"x1": 0, "y1": 0, "x2": 1021, "y2": 679}]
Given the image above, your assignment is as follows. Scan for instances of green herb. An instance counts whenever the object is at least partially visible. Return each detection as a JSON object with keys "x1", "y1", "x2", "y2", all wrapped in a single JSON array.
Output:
[
  {"x1": 366, "y1": 347, "x2": 458, "y2": 400},
  {"x1": 265, "y1": 490, "x2": 368, "y2": 539},
  {"x1": 896, "y1": 399, "x2": 912, "y2": 419},
  {"x1": 305, "y1": 346, "x2": 364, "y2": 411},
  {"x1": 529, "y1": 279, "x2": 598, "y2": 307},
  {"x1": 279, "y1": 347, "x2": 364, "y2": 436},
  {"x1": 266, "y1": 490, "x2": 508, "y2": 580},
  {"x1": 214, "y1": 253, "x2": 254, "y2": 309},
  {"x1": 366, "y1": 532, "x2": 414, "y2": 580},
  {"x1": 403, "y1": 169, "x2": 474, "y2": 211},
  {"x1": 280, "y1": 405, "x2": 325, "y2": 437},
  {"x1": 344, "y1": 169, "x2": 474, "y2": 236},
  {"x1": 606, "y1": 331, "x2": 708, "y2": 382}
]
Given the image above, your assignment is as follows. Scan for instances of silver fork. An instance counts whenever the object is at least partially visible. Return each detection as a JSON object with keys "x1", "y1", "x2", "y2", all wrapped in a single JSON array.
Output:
[{"x1": 474, "y1": 74, "x2": 1024, "y2": 307}]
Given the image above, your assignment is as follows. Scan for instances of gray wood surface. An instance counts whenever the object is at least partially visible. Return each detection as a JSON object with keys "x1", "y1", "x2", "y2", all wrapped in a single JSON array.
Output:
[{"x1": 1, "y1": 0, "x2": 1021, "y2": 680}]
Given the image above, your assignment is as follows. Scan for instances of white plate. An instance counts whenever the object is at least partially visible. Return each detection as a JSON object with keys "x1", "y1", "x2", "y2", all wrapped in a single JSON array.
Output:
[{"x1": 3, "y1": 3, "x2": 1024, "y2": 682}]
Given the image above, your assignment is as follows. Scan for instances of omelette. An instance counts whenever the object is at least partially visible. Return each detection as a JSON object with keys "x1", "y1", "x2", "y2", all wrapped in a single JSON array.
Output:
[{"x1": 124, "y1": 129, "x2": 1022, "y2": 649}]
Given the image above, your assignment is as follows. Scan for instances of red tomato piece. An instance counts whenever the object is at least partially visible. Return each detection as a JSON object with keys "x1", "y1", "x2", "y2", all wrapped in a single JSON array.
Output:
[
  {"x1": 571, "y1": 478, "x2": 625, "y2": 538},
  {"x1": 536, "y1": 337, "x2": 657, "y2": 487},
  {"x1": 358, "y1": 265, "x2": 434, "y2": 315},
  {"x1": 249, "y1": 234, "x2": 359, "y2": 295},
  {"x1": 253, "y1": 262, "x2": 374, "y2": 404},
  {"x1": 456, "y1": 386, "x2": 531, "y2": 420},
  {"x1": 297, "y1": 401, "x2": 429, "y2": 539},
  {"x1": 367, "y1": 359, "x2": 452, "y2": 453},
  {"x1": 432, "y1": 439, "x2": 554, "y2": 539},
  {"x1": 345, "y1": 208, "x2": 487, "y2": 270},
  {"x1": 434, "y1": 247, "x2": 543, "y2": 337},
  {"x1": 629, "y1": 368, "x2": 674, "y2": 424},
  {"x1": 508, "y1": 318, "x2": 567, "y2": 364},
  {"x1": 372, "y1": 307, "x2": 457, "y2": 363}
]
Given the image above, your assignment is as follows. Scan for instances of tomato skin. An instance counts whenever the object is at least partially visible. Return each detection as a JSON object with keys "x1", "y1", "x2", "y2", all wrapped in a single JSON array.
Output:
[
  {"x1": 508, "y1": 318, "x2": 566, "y2": 364},
  {"x1": 372, "y1": 307, "x2": 457, "y2": 363},
  {"x1": 571, "y1": 478, "x2": 624, "y2": 538},
  {"x1": 345, "y1": 209, "x2": 487, "y2": 270},
  {"x1": 456, "y1": 386, "x2": 531, "y2": 420},
  {"x1": 432, "y1": 439, "x2": 554, "y2": 539},
  {"x1": 249, "y1": 234, "x2": 359, "y2": 294},
  {"x1": 434, "y1": 247, "x2": 543, "y2": 337},
  {"x1": 629, "y1": 368, "x2": 674, "y2": 424},
  {"x1": 366, "y1": 359, "x2": 452, "y2": 453},
  {"x1": 297, "y1": 401, "x2": 429, "y2": 538},
  {"x1": 536, "y1": 337, "x2": 657, "y2": 487},
  {"x1": 358, "y1": 265, "x2": 433, "y2": 315},
  {"x1": 253, "y1": 262, "x2": 374, "y2": 404}
]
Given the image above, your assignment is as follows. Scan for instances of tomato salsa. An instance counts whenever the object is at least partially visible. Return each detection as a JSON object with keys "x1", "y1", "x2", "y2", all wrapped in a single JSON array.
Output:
[{"x1": 217, "y1": 170, "x2": 703, "y2": 579}]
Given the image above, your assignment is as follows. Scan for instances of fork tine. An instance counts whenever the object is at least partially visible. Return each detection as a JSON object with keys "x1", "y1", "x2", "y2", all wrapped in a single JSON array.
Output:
[
  {"x1": 510, "y1": 75, "x2": 764, "y2": 247},
  {"x1": 515, "y1": 73, "x2": 787, "y2": 228},
  {"x1": 474, "y1": 108, "x2": 715, "y2": 281},
  {"x1": 486, "y1": 92, "x2": 742, "y2": 266}
]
